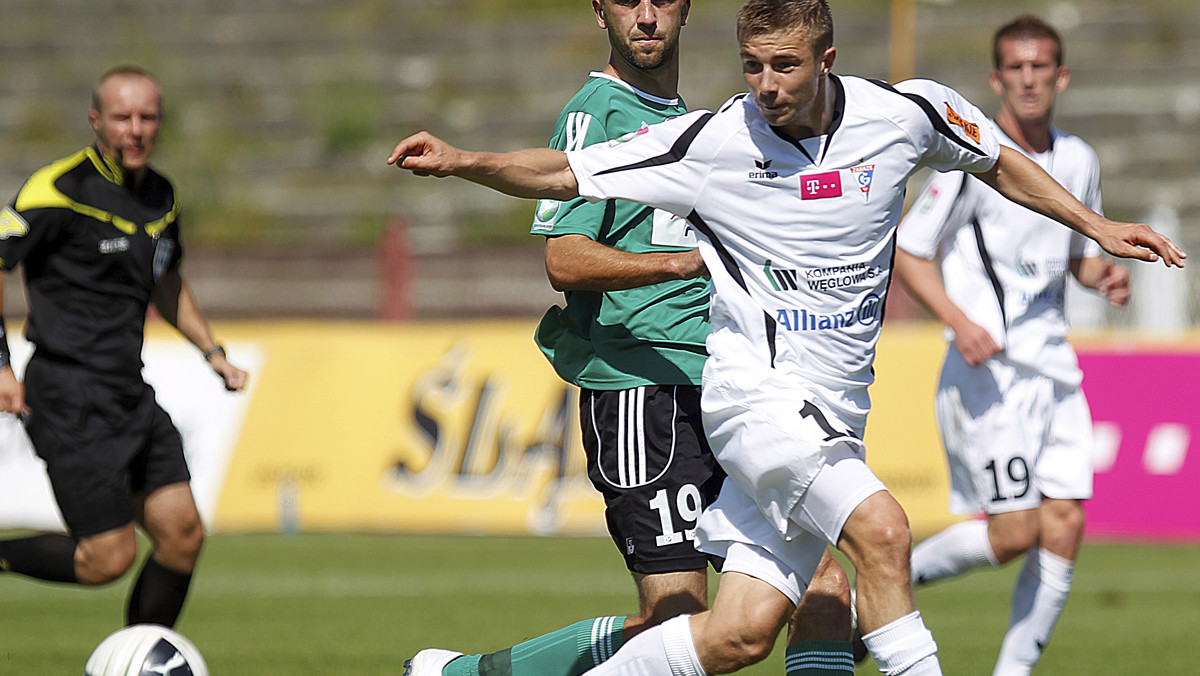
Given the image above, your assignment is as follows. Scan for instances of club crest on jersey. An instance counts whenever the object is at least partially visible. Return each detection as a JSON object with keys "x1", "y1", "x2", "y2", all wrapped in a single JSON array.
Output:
[
  {"x1": 850, "y1": 164, "x2": 875, "y2": 202},
  {"x1": 918, "y1": 184, "x2": 942, "y2": 213},
  {"x1": 0, "y1": 206, "x2": 29, "y2": 239},
  {"x1": 532, "y1": 199, "x2": 561, "y2": 232},
  {"x1": 800, "y1": 170, "x2": 842, "y2": 200},
  {"x1": 614, "y1": 123, "x2": 651, "y2": 144},
  {"x1": 944, "y1": 103, "x2": 981, "y2": 142}
]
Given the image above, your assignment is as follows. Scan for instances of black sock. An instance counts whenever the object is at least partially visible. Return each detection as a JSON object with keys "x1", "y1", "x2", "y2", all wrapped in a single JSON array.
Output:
[
  {"x1": 0, "y1": 533, "x2": 78, "y2": 583},
  {"x1": 126, "y1": 556, "x2": 193, "y2": 627}
]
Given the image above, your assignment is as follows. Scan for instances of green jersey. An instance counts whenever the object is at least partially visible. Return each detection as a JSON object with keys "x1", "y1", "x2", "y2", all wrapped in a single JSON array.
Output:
[{"x1": 531, "y1": 72, "x2": 709, "y2": 389}]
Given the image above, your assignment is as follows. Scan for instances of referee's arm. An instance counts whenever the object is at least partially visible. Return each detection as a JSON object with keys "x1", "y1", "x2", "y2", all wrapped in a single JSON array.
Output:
[
  {"x1": 151, "y1": 269, "x2": 248, "y2": 392},
  {"x1": 0, "y1": 273, "x2": 28, "y2": 415}
]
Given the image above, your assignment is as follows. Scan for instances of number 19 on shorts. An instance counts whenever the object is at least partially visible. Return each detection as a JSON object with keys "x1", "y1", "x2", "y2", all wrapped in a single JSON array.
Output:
[{"x1": 649, "y1": 484, "x2": 704, "y2": 546}]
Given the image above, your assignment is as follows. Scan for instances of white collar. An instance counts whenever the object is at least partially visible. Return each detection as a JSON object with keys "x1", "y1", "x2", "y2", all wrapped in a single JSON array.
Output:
[{"x1": 588, "y1": 71, "x2": 681, "y2": 106}]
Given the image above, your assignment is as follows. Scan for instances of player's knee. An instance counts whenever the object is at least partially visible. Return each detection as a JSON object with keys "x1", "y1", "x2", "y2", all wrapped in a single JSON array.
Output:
[
  {"x1": 808, "y1": 555, "x2": 851, "y2": 599},
  {"x1": 162, "y1": 520, "x2": 204, "y2": 565},
  {"x1": 991, "y1": 527, "x2": 1038, "y2": 563},
  {"x1": 78, "y1": 542, "x2": 138, "y2": 585},
  {"x1": 1046, "y1": 500, "x2": 1086, "y2": 535},
  {"x1": 846, "y1": 503, "x2": 913, "y2": 570}
]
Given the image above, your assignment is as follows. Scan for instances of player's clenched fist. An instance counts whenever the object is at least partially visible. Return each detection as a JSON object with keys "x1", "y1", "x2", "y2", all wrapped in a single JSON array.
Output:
[{"x1": 387, "y1": 131, "x2": 465, "y2": 177}]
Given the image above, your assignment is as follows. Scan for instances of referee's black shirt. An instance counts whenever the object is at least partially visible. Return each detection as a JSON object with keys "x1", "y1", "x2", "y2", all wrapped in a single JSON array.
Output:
[{"x1": 0, "y1": 146, "x2": 183, "y2": 379}]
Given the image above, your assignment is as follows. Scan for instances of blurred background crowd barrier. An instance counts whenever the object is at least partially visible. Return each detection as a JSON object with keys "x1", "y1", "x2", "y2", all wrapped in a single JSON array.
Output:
[
  {"x1": 2, "y1": 0, "x2": 1197, "y2": 324},
  {"x1": 1, "y1": 0, "x2": 1196, "y2": 540}
]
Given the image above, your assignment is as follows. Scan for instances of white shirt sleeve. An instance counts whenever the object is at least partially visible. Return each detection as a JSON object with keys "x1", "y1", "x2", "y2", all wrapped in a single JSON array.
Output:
[
  {"x1": 1071, "y1": 140, "x2": 1105, "y2": 259},
  {"x1": 566, "y1": 110, "x2": 714, "y2": 218},
  {"x1": 894, "y1": 79, "x2": 1002, "y2": 175},
  {"x1": 897, "y1": 169, "x2": 970, "y2": 260}
]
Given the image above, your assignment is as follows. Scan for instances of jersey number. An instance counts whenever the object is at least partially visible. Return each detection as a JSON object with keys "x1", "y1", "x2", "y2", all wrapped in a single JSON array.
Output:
[
  {"x1": 649, "y1": 484, "x2": 703, "y2": 547},
  {"x1": 986, "y1": 457, "x2": 1031, "y2": 503}
]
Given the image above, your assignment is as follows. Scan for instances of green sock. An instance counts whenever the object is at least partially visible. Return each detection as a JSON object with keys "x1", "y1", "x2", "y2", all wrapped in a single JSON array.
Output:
[
  {"x1": 784, "y1": 640, "x2": 855, "y2": 675},
  {"x1": 444, "y1": 616, "x2": 626, "y2": 676}
]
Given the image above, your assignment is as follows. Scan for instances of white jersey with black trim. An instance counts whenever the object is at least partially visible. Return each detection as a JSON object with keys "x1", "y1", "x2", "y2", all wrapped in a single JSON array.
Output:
[
  {"x1": 567, "y1": 75, "x2": 1001, "y2": 401},
  {"x1": 897, "y1": 127, "x2": 1102, "y2": 385}
]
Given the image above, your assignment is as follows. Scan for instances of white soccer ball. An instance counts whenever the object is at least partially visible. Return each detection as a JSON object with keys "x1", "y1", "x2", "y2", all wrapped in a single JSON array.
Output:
[{"x1": 84, "y1": 624, "x2": 209, "y2": 676}]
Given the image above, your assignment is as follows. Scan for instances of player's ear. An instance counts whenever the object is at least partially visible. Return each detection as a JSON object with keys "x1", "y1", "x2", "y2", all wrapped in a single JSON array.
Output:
[
  {"x1": 989, "y1": 70, "x2": 1004, "y2": 96},
  {"x1": 1055, "y1": 66, "x2": 1071, "y2": 92},
  {"x1": 820, "y1": 46, "x2": 836, "y2": 75},
  {"x1": 593, "y1": 0, "x2": 606, "y2": 29},
  {"x1": 88, "y1": 108, "x2": 100, "y2": 130},
  {"x1": 681, "y1": 0, "x2": 691, "y2": 26}
]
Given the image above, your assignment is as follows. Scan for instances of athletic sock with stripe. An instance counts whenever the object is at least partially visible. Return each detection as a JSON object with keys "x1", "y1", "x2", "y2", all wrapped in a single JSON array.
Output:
[
  {"x1": 444, "y1": 616, "x2": 626, "y2": 676},
  {"x1": 785, "y1": 640, "x2": 855, "y2": 675}
]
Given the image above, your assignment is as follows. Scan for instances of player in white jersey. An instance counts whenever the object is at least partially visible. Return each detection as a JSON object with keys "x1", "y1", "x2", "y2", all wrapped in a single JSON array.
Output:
[
  {"x1": 894, "y1": 16, "x2": 1129, "y2": 675},
  {"x1": 388, "y1": 2, "x2": 1184, "y2": 674},
  {"x1": 405, "y1": 3, "x2": 855, "y2": 676}
]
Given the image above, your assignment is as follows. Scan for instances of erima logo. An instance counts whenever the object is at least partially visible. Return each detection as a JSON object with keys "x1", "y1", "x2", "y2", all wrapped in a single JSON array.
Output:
[{"x1": 749, "y1": 158, "x2": 778, "y2": 179}]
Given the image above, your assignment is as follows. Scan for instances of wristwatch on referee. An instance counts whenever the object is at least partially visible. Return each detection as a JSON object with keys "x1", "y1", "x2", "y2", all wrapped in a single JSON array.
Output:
[{"x1": 203, "y1": 344, "x2": 225, "y2": 362}]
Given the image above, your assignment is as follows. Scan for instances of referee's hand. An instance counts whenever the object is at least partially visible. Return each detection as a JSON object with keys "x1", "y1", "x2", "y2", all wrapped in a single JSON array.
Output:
[{"x1": 208, "y1": 354, "x2": 248, "y2": 392}]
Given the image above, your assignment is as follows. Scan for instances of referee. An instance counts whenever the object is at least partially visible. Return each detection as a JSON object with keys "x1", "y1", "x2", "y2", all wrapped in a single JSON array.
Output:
[{"x1": 0, "y1": 66, "x2": 246, "y2": 628}]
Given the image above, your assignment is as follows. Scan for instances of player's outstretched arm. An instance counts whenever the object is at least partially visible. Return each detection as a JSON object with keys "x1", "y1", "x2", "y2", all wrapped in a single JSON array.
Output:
[
  {"x1": 388, "y1": 132, "x2": 580, "y2": 201},
  {"x1": 975, "y1": 147, "x2": 1187, "y2": 267},
  {"x1": 545, "y1": 234, "x2": 707, "y2": 292}
]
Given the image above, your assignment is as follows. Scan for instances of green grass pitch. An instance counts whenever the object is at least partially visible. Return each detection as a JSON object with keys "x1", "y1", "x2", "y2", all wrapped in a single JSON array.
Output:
[{"x1": 1, "y1": 534, "x2": 1197, "y2": 674}]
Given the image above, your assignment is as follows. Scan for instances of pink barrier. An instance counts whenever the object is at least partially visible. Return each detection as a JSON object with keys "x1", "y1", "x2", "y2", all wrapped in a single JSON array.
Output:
[{"x1": 1079, "y1": 349, "x2": 1200, "y2": 541}]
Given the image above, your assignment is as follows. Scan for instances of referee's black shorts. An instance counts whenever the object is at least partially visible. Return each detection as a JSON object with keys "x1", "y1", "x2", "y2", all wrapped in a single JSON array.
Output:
[
  {"x1": 23, "y1": 354, "x2": 190, "y2": 538},
  {"x1": 580, "y1": 384, "x2": 725, "y2": 575}
]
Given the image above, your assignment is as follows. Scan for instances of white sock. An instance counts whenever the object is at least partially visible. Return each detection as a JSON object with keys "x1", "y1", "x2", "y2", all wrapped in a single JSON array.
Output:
[
  {"x1": 580, "y1": 615, "x2": 704, "y2": 676},
  {"x1": 993, "y1": 548, "x2": 1074, "y2": 676},
  {"x1": 861, "y1": 611, "x2": 941, "y2": 675},
  {"x1": 910, "y1": 520, "x2": 999, "y2": 586},
  {"x1": 661, "y1": 614, "x2": 705, "y2": 676}
]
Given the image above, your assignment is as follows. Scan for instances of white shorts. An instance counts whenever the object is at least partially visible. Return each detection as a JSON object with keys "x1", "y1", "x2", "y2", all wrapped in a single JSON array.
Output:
[
  {"x1": 694, "y1": 363, "x2": 886, "y2": 604},
  {"x1": 936, "y1": 349, "x2": 1094, "y2": 515}
]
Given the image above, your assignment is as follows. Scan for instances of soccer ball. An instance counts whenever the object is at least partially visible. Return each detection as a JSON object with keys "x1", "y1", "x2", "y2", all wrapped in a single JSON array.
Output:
[{"x1": 84, "y1": 624, "x2": 209, "y2": 676}]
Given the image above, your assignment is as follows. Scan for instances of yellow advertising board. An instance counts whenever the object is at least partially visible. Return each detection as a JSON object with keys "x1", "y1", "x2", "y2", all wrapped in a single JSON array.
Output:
[
  {"x1": 213, "y1": 320, "x2": 604, "y2": 535},
  {"x1": 207, "y1": 320, "x2": 960, "y2": 537}
]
